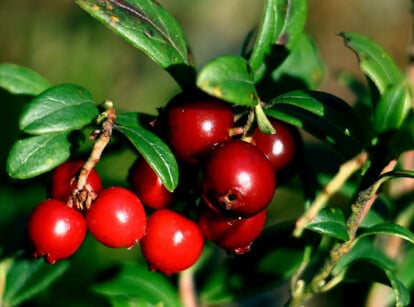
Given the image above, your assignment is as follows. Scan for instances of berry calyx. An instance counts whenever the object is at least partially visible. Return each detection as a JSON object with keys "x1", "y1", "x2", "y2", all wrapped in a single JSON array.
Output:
[
  {"x1": 86, "y1": 186, "x2": 147, "y2": 248},
  {"x1": 202, "y1": 139, "x2": 276, "y2": 217},
  {"x1": 28, "y1": 199, "x2": 87, "y2": 264},
  {"x1": 129, "y1": 158, "x2": 173, "y2": 209},
  {"x1": 141, "y1": 209, "x2": 204, "y2": 275},
  {"x1": 161, "y1": 90, "x2": 234, "y2": 164}
]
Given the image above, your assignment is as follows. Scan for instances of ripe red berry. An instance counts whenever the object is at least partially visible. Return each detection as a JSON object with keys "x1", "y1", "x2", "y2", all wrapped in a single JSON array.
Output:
[
  {"x1": 161, "y1": 91, "x2": 234, "y2": 164},
  {"x1": 141, "y1": 209, "x2": 204, "y2": 275},
  {"x1": 202, "y1": 139, "x2": 276, "y2": 217},
  {"x1": 28, "y1": 199, "x2": 87, "y2": 264},
  {"x1": 129, "y1": 158, "x2": 173, "y2": 209},
  {"x1": 199, "y1": 207, "x2": 266, "y2": 254},
  {"x1": 86, "y1": 187, "x2": 146, "y2": 248},
  {"x1": 48, "y1": 160, "x2": 102, "y2": 202},
  {"x1": 252, "y1": 119, "x2": 297, "y2": 172}
]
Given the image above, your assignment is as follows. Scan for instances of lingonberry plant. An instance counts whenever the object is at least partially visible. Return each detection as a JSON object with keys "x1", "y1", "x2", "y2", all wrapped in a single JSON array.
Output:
[{"x1": 1, "y1": 0, "x2": 414, "y2": 306}]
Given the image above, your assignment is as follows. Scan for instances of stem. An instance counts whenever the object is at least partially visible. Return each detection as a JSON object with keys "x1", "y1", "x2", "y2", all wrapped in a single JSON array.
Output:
[{"x1": 178, "y1": 269, "x2": 197, "y2": 307}]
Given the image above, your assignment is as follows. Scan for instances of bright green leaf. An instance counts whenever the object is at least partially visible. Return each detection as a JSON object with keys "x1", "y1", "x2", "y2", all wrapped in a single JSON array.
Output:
[
  {"x1": 255, "y1": 103, "x2": 275, "y2": 134},
  {"x1": 92, "y1": 262, "x2": 181, "y2": 307},
  {"x1": 115, "y1": 112, "x2": 178, "y2": 191},
  {"x1": 385, "y1": 270, "x2": 411, "y2": 307},
  {"x1": 197, "y1": 55, "x2": 258, "y2": 106},
  {"x1": 19, "y1": 84, "x2": 98, "y2": 135},
  {"x1": 0, "y1": 63, "x2": 51, "y2": 96},
  {"x1": 6, "y1": 133, "x2": 72, "y2": 179},
  {"x1": 75, "y1": 0, "x2": 195, "y2": 88},
  {"x1": 305, "y1": 208, "x2": 349, "y2": 241},
  {"x1": 357, "y1": 223, "x2": 414, "y2": 244}
]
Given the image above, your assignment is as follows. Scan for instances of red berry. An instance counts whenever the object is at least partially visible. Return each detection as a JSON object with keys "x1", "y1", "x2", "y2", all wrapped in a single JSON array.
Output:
[
  {"x1": 141, "y1": 209, "x2": 204, "y2": 275},
  {"x1": 202, "y1": 139, "x2": 276, "y2": 217},
  {"x1": 129, "y1": 158, "x2": 173, "y2": 209},
  {"x1": 199, "y1": 207, "x2": 266, "y2": 254},
  {"x1": 49, "y1": 160, "x2": 102, "y2": 202},
  {"x1": 252, "y1": 119, "x2": 297, "y2": 172},
  {"x1": 28, "y1": 199, "x2": 87, "y2": 264},
  {"x1": 86, "y1": 187, "x2": 146, "y2": 248},
  {"x1": 162, "y1": 91, "x2": 234, "y2": 163}
]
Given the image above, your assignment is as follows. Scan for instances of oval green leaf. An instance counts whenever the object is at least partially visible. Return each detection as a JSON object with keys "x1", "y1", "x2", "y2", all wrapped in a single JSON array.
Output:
[
  {"x1": 305, "y1": 208, "x2": 349, "y2": 241},
  {"x1": 357, "y1": 223, "x2": 414, "y2": 244},
  {"x1": 0, "y1": 63, "x2": 51, "y2": 96},
  {"x1": 19, "y1": 84, "x2": 98, "y2": 135},
  {"x1": 92, "y1": 262, "x2": 181, "y2": 307},
  {"x1": 265, "y1": 90, "x2": 363, "y2": 158},
  {"x1": 197, "y1": 55, "x2": 258, "y2": 106},
  {"x1": 115, "y1": 112, "x2": 178, "y2": 192},
  {"x1": 6, "y1": 133, "x2": 72, "y2": 179},
  {"x1": 75, "y1": 0, "x2": 195, "y2": 88}
]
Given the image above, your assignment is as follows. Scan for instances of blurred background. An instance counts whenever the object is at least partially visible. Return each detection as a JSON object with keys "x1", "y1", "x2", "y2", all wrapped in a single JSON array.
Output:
[{"x1": 0, "y1": 1, "x2": 412, "y2": 306}]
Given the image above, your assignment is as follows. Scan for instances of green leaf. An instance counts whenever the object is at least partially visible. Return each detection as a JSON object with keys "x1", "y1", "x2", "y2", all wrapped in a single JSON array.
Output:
[
  {"x1": 385, "y1": 270, "x2": 411, "y2": 307},
  {"x1": 6, "y1": 133, "x2": 72, "y2": 179},
  {"x1": 3, "y1": 258, "x2": 69, "y2": 307},
  {"x1": 115, "y1": 112, "x2": 178, "y2": 191},
  {"x1": 265, "y1": 90, "x2": 363, "y2": 158},
  {"x1": 357, "y1": 223, "x2": 414, "y2": 244},
  {"x1": 340, "y1": 32, "x2": 404, "y2": 95},
  {"x1": 92, "y1": 262, "x2": 181, "y2": 307},
  {"x1": 197, "y1": 55, "x2": 258, "y2": 106},
  {"x1": 199, "y1": 266, "x2": 234, "y2": 306},
  {"x1": 255, "y1": 103, "x2": 275, "y2": 134},
  {"x1": 19, "y1": 84, "x2": 98, "y2": 135},
  {"x1": 75, "y1": 0, "x2": 195, "y2": 88},
  {"x1": 373, "y1": 80, "x2": 412, "y2": 134},
  {"x1": 0, "y1": 63, "x2": 51, "y2": 95},
  {"x1": 305, "y1": 208, "x2": 349, "y2": 241}
]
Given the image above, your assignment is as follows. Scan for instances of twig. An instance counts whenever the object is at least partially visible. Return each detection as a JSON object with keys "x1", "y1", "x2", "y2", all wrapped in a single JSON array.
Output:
[{"x1": 179, "y1": 269, "x2": 198, "y2": 307}]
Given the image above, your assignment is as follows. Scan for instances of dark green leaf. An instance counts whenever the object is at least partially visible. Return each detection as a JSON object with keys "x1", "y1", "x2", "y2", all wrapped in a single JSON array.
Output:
[
  {"x1": 6, "y1": 133, "x2": 72, "y2": 179},
  {"x1": 389, "y1": 113, "x2": 414, "y2": 155},
  {"x1": 199, "y1": 266, "x2": 234, "y2": 306},
  {"x1": 305, "y1": 208, "x2": 349, "y2": 241},
  {"x1": 3, "y1": 259, "x2": 69, "y2": 307},
  {"x1": 75, "y1": 0, "x2": 195, "y2": 88},
  {"x1": 92, "y1": 262, "x2": 181, "y2": 307},
  {"x1": 0, "y1": 63, "x2": 51, "y2": 95},
  {"x1": 258, "y1": 247, "x2": 302, "y2": 278},
  {"x1": 373, "y1": 80, "x2": 412, "y2": 134},
  {"x1": 385, "y1": 270, "x2": 411, "y2": 307},
  {"x1": 115, "y1": 112, "x2": 178, "y2": 191},
  {"x1": 19, "y1": 84, "x2": 98, "y2": 135},
  {"x1": 265, "y1": 90, "x2": 363, "y2": 158},
  {"x1": 340, "y1": 32, "x2": 404, "y2": 95},
  {"x1": 197, "y1": 55, "x2": 258, "y2": 106},
  {"x1": 357, "y1": 223, "x2": 414, "y2": 244}
]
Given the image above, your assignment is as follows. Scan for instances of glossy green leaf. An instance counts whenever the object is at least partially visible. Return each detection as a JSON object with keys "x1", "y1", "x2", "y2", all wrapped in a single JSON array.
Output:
[
  {"x1": 92, "y1": 262, "x2": 181, "y2": 307},
  {"x1": 357, "y1": 223, "x2": 414, "y2": 244},
  {"x1": 265, "y1": 90, "x2": 363, "y2": 158},
  {"x1": 6, "y1": 133, "x2": 72, "y2": 179},
  {"x1": 197, "y1": 55, "x2": 258, "y2": 106},
  {"x1": 3, "y1": 259, "x2": 69, "y2": 307},
  {"x1": 385, "y1": 270, "x2": 411, "y2": 307},
  {"x1": 0, "y1": 63, "x2": 51, "y2": 96},
  {"x1": 75, "y1": 0, "x2": 195, "y2": 88},
  {"x1": 115, "y1": 112, "x2": 178, "y2": 191},
  {"x1": 340, "y1": 32, "x2": 404, "y2": 95},
  {"x1": 19, "y1": 84, "x2": 98, "y2": 135},
  {"x1": 305, "y1": 208, "x2": 349, "y2": 241},
  {"x1": 373, "y1": 80, "x2": 412, "y2": 134}
]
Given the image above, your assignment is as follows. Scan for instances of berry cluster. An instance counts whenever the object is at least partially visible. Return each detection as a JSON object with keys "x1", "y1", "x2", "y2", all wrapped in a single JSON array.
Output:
[{"x1": 27, "y1": 90, "x2": 298, "y2": 275}]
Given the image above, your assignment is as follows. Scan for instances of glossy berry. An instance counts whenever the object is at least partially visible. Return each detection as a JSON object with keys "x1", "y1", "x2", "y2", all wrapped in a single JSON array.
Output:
[
  {"x1": 141, "y1": 209, "x2": 204, "y2": 275},
  {"x1": 252, "y1": 119, "x2": 297, "y2": 172},
  {"x1": 202, "y1": 139, "x2": 276, "y2": 217},
  {"x1": 162, "y1": 90, "x2": 234, "y2": 164},
  {"x1": 129, "y1": 158, "x2": 173, "y2": 209},
  {"x1": 49, "y1": 160, "x2": 102, "y2": 202},
  {"x1": 199, "y1": 207, "x2": 266, "y2": 254},
  {"x1": 86, "y1": 187, "x2": 146, "y2": 248},
  {"x1": 28, "y1": 199, "x2": 87, "y2": 264}
]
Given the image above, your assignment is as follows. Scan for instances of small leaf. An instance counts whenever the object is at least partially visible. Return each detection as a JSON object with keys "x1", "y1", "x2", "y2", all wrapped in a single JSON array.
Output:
[
  {"x1": 197, "y1": 55, "x2": 258, "y2": 106},
  {"x1": 385, "y1": 270, "x2": 411, "y2": 307},
  {"x1": 305, "y1": 208, "x2": 349, "y2": 241},
  {"x1": 92, "y1": 262, "x2": 181, "y2": 307},
  {"x1": 19, "y1": 84, "x2": 98, "y2": 135},
  {"x1": 115, "y1": 112, "x2": 178, "y2": 191},
  {"x1": 7, "y1": 133, "x2": 72, "y2": 179},
  {"x1": 255, "y1": 103, "x2": 275, "y2": 134},
  {"x1": 3, "y1": 259, "x2": 69, "y2": 307},
  {"x1": 373, "y1": 80, "x2": 412, "y2": 134},
  {"x1": 0, "y1": 63, "x2": 51, "y2": 95},
  {"x1": 340, "y1": 32, "x2": 404, "y2": 95},
  {"x1": 76, "y1": 0, "x2": 195, "y2": 88},
  {"x1": 357, "y1": 223, "x2": 414, "y2": 244}
]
